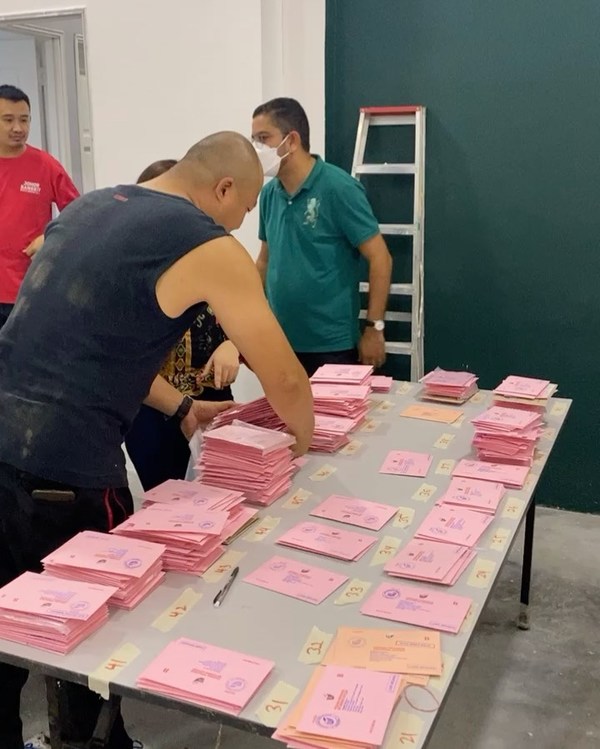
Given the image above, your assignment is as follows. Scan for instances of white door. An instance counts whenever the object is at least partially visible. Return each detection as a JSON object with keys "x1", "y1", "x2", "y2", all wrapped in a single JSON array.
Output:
[{"x1": 74, "y1": 33, "x2": 95, "y2": 193}]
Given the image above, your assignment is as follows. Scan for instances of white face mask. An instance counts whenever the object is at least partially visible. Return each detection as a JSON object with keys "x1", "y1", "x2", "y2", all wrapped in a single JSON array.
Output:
[{"x1": 253, "y1": 135, "x2": 290, "y2": 178}]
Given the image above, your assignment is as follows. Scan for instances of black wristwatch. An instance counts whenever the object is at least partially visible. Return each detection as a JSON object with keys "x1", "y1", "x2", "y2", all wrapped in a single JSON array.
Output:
[{"x1": 167, "y1": 394, "x2": 193, "y2": 422}]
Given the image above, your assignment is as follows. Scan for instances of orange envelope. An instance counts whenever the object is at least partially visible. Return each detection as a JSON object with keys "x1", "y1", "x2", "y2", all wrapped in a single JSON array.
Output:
[
  {"x1": 273, "y1": 665, "x2": 405, "y2": 749},
  {"x1": 400, "y1": 403, "x2": 463, "y2": 424},
  {"x1": 322, "y1": 626, "x2": 442, "y2": 677}
]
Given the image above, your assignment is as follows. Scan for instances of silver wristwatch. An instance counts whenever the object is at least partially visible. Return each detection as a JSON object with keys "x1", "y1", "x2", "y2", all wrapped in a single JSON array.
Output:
[{"x1": 365, "y1": 319, "x2": 385, "y2": 332}]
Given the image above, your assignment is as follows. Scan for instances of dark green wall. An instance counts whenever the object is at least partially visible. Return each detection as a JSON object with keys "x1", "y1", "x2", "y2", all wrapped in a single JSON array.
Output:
[{"x1": 326, "y1": 0, "x2": 600, "y2": 513}]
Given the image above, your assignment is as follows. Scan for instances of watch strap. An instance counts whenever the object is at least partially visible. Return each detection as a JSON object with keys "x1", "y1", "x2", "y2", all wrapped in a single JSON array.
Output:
[{"x1": 169, "y1": 394, "x2": 194, "y2": 422}]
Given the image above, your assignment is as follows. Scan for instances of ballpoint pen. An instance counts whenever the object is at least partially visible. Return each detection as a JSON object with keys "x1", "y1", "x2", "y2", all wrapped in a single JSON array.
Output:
[{"x1": 213, "y1": 566, "x2": 240, "y2": 607}]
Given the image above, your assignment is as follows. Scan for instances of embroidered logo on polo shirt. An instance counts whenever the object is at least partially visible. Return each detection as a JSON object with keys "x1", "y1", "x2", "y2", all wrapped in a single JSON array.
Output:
[
  {"x1": 304, "y1": 197, "x2": 320, "y2": 228},
  {"x1": 20, "y1": 180, "x2": 41, "y2": 195}
]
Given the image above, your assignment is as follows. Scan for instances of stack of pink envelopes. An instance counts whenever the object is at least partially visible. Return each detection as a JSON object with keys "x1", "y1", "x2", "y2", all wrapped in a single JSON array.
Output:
[
  {"x1": 311, "y1": 413, "x2": 361, "y2": 452},
  {"x1": 137, "y1": 638, "x2": 274, "y2": 716},
  {"x1": 196, "y1": 421, "x2": 296, "y2": 506},
  {"x1": 370, "y1": 375, "x2": 393, "y2": 392},
  {"x1": 452, "y1": 458, "x2": 530, "y2": 489},
  {"x1": 111, "y1": 503, "x2": 230, "y2": 574},
  {"x1": 493, "y1": 375, "x2": 558, "y2": 412},
  {"x1": 471, "y1": 406, "x2": 543, "y2": 465},
  {"x1": 0, "y1": 572, "x2": 116, "y2": 653},
  {"x1": 311, "y1": 382, "x2": 370, "y2": 420},
  {"x1": 142, "y1": 479, "x2": 258, "y2": 546},
  {"x1": 420, "y1": 367, "x2": 479, "y2": 403},
  {"x1": 310, "y1": 363, "x2": 374, "y2": 386},
  {"x1": 42, "y1": 531, "x2": 165, "y2": 609},
  {"x1": 384, "y1": 538, "x2": 476, "y2": 586},
  {"x1": 276, "y1": 521, "x2": 378, "y2": 562},
  {"x1": 274, "y1": 664, "x2": 404, "y2": 749},
  {"x1": 210, "y1": 397, "x2": 283, "y2": 431},
  {"x1": 437, "y1": 476, "x2": 506, "y2": 515}
]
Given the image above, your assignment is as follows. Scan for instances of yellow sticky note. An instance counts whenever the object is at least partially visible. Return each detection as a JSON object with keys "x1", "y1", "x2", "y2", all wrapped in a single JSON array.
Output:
[
  {"x1": 255, "y1": 681, "x2": 299, "y2": 728},
  {"x1": 361, "y1": 419, "x2": 381, "y2": 433},
  {"x1": 297, "y1": 625, "x2": 334, "y2": 664},
  {"x1": 467, "y1": 558, "x2": 496, "y2": 588},
  {"x1": 451, "y1": 413, "x2": 466, "y2": 429},
  {"x1": 202, "y1": 549, "x2": 247, "y2": 583},
  {"x1": 542, "y1": 426, "x2": 556, "y2": 441},
  {"x1": 369, "y1": 535, "x2": 401, "y2": 566},
  {"x1": 88, "y1": 643, "x2": 141, "y2": 699},
  {"x1": 550, "y1": 401, "x2": 568, "y2": 417},
  {"x1": 460, "y1": 603, "x2": 479, "y2": 635},
  {"x1": 309, "y1": 464, "x2": 337, "y2": 482},
  {"x1": 435, "y1": 458, "x2": 456, "y2": 476},
  {"x1": 502, "y1": 496, "x2": 526, "y2": 520},
  {"x1": 334, "y1": 578, "x2": 372, "y2": 605},
  {"x1": 411, "y1": 482, "x2": 438, "y2": 502},
  {"x1": 430, "y1": 652, "x2": 457, "y2": 692},
  {"x1": 489, "y1": 527, "x2": 511, "y2": 552},
  {"x1": 470, "y1": 391, "x2": 487, "y2": 404},
  {"x1": 384, "y1": 711, "x2": 424, "y2": 747},
  {"x1": 434, "y1": 432, "x2": 455, "y2": 450},
  {"x1": 524, "y1": 473, "x2": 537, "y2": 492},
  {"x1": 242, "y1": 515, "x2": 281, "y2": 543},
  {"x1": 396, "y1": 382, "x2": 415, "y2": 396},
  {"x1": 376, "y1": 399, "x2": 395, "y2": 414},
  {"x1": 283, "y1": 488, "x2": 312, "y2": 510},
  {"x1": 393, "y1": 506, "x2": 416, "y2": 529},
  {"x1": 152, "y1": 588, "x2": 202, "y2": 633},
  {"x1": 340, "y1": 439, "x2": 363, "y2": 456}
]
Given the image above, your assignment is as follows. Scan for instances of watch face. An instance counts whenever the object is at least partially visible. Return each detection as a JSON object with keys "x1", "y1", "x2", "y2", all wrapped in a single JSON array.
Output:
[{"x1": 374, "y1": 320, "x2": 385, "y2": 332}]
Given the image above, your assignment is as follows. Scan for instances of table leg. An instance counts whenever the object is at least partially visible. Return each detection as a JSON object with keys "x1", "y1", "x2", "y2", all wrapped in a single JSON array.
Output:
[
  {"x1": 88, "y1": 694, "x2": 122, "y2": 749},
  {"x1": 518, "y1": 496, "x2": 536, "y2": 631},
  {"x1": 45, "y1": 676, "x2": 63, "y2": 749}
]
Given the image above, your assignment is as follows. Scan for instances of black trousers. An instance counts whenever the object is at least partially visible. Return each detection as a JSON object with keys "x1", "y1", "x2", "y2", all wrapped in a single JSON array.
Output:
[
  {"x1": 125, "y1": 387, "x2": 232, "y2": 492},
  {"x1": 294, "y1": 348, "x2": 359, "y2": 378},
  {"x1": 0, "y1": 302, "x2": 13, "y2": 330},
  {"x1": 0, "y1": 462, "x2": 134, "y2": 749}
]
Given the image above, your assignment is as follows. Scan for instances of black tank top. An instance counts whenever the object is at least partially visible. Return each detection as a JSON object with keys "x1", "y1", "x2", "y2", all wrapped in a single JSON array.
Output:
[{"x1": 0, "y1": 185, "x2": 228, "y2": 487}]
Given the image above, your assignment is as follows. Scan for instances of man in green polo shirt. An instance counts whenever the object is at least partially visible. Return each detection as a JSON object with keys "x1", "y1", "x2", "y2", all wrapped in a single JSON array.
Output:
[{"x1": 252, "y1": 97, "x2": 392, "y2": 376}]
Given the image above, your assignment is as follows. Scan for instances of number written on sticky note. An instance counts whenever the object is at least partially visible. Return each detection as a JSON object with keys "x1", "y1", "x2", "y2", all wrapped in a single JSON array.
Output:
[
  {"x1": 435, "y1": 459, "x2": 456, "y2": 476},
  {"x1": 335, "y1": 578, "x2": 372, "y2": 605},
  {"x1": 411, "y1": 483, "x2": 437, "y2": 502},
  {"x1": 369, "y1": 536, "x2": 401, "y2": 566},
  {"x1": 340, "y1": 439, "x2": 363, "y2": 456},
  {"x1": 152, "y1": 588, "x2": 202, "y2": 632},
  {"x1": 434, "y1": 432, "x2": 455, "y2": 450},
  {"x1": 309, "y1": 464, "x2": 337, "y2": 482},
  {"x1": 255, "y1": 681, "x2": 299, "y2": 728},
  {"x1": 467, "y1": 558, "x2": 496, "y2": 588},
  {"x1": 298, "y1": 625, "x2": 333, "y2": 664},
  {"x1": 393, "y1": 506, "x2": 415, "y2": 529},
  {"x1": 283, "y1": 488, "x2": 312, "y2": 510}
]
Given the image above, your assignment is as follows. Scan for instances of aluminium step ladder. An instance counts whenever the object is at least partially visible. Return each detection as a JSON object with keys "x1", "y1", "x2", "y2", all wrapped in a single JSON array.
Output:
[{"x1": 351, "y1": 105, "x2": 426, "y2": 381}]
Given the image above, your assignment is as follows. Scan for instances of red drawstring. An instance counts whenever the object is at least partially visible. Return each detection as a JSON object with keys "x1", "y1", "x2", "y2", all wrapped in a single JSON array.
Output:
[
  {"x1": 111, "y1": 489, "x2": 128, "y2": 523},
  {"x1": 103, "y1": 488, "x2": 114, "y2": 530}
]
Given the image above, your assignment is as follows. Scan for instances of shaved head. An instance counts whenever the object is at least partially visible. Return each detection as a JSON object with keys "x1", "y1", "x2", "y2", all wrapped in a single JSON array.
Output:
[
  {"x1": 148, "y1": 131, "x2": 263, "y2": 232},
  {"x1": 177, "y1": 131, "x2": 262, "y2": 187}
]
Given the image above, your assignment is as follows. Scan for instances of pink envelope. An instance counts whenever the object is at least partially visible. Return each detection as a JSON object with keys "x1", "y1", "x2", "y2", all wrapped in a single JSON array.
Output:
[
  {"x1": 0, "y1": 572, "x2": 117, "y2": 621},
  {"x1": 112, "y1": 504, "x2": 229, "y2": 536},
  {"x1": 310, "y1": 364, "x2": 374, "y2": 385},
  {"x1": 243, "y1": 556, "x2": 348, "y2": 605},
  {"x1": 276, "y1": 522, "x2": 378, "y2": 561},
  {"x1": 310, "y1": 494, "x2": 397, "y2": 531},
  {"x1": 360, "y1": 581, "x2": 472, "y2": 633},
  {"x1": 296, "y1": 665, "x2": 401, "y2": 745},
  {"x1": 137, "y1": 637, "x2": 274, "y2": 715},
  {"x1": 415, "y1": 504, "x2": 494, "y2": 547},
  {"x1": 379, "y1": 450, "x2": 433, "y2": 477},
  {"x1": 384, "y1": 538, "x2": 472, "y2": 582},
  {"x1": 438, "y1": 477, "x2": 505, "y2": 514},
  {"x1": 371, "y1": 375, "x2": 393, "y2": 392},
  {"x1": 494, "y1": 375, "x2": 550, "y2": 399},
  {"x1": 453, "y1": 459, "x2": 530, "y2": 488}
]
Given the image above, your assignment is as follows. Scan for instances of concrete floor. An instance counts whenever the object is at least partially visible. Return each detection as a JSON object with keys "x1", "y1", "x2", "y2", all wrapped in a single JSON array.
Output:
[{"x1": 22, "y1": 506, "x2": 600, "y2": 749}]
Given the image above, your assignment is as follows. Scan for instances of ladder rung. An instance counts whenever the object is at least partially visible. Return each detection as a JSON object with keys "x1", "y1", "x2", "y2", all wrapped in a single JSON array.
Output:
[
  {"x1": 359, "y1": 311, "x2": 412, "y2": 323},
  {"x1": 361, "y1": 106, "x2": 420, "y2": 115},
  {"x1": 360, "y1": 282, "x2": 414, "y2": 296},
  {"x1": 355, "y1": 164, "x2": 416, "y2": 175},
  {"x1": 369, "y1": 115, "x2": 416, "y2": 127},
  {"x1": 386, "y1": 341, "x2": 414, "y2": 355},
  {"x1": 379, "y1": 223, "x2": 417, "y2": 235}
]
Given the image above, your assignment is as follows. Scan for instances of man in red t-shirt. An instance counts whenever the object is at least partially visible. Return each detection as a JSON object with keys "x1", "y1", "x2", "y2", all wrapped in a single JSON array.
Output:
[{"x1": 0, "y1": 84, "x2": 79, "y2": 328}]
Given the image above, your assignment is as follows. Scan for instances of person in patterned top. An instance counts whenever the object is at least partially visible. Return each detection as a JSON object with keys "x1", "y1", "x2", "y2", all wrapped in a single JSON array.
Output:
[{"x1": 124, "y1": 159, "x2": 241, "y2": 490}]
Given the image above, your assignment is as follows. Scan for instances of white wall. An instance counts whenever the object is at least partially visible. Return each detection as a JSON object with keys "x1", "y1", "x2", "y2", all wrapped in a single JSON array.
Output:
[{"x1": 0, "y1": 30, "x2": 43, "y2": 147}]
